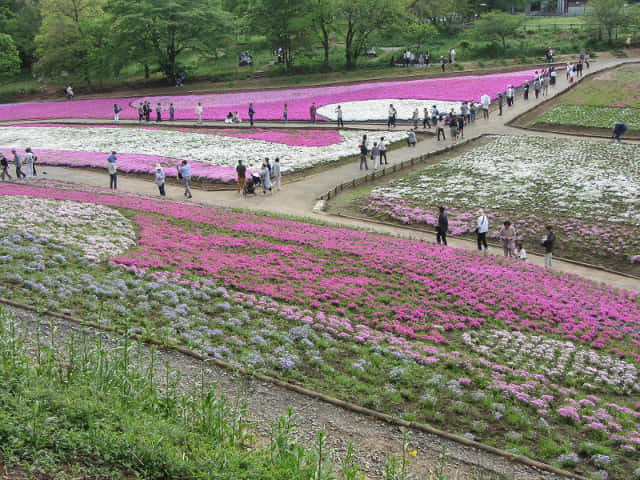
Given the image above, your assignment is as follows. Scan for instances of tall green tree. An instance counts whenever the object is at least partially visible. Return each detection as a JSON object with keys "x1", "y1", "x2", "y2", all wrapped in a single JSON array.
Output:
[
  {"x1": 583, "y1": 0, "x2": 627, "y2": 41},
  {"x1": 107, "y1": 0, "x2": 233, "y2": 84},
  {"x1": 338, "y1": 0, "x2": 397, "y2": 69},
  {"x1": 248, "y1": 0, "x2": 313, "y2": 70},
  {"x1": 470, "y1": 11, "x2": 524, "y2": 53},
  {"x1": 0, "y1": 32, "x2": 21, "y2": 79},
  {"x1": 408, "y1": 0, "x2": 469, "y2": 33},
  {"x1": 35, "y1": 0, "x2": 110, "y2": 88},
  {"x1": 0, "y1": 0, "x2": 41, "y2": 69},
  {"x1": 312, "y1": 0, "x2": 338, "y2": 69}
]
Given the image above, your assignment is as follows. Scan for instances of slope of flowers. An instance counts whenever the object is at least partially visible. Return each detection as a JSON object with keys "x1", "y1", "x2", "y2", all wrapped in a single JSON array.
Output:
[
  {"x1": 536, "y1": 105, "x2": 640, "y2": 130},
  {"x1": 0, "y1": 126, "x2": 404, "y2": 173},
  {"x1": 0, "y1": 70, "x2": 536, "y2": 122},
  {"x1": 1, "y1": 181, "x2": 640, "y2": 477}
]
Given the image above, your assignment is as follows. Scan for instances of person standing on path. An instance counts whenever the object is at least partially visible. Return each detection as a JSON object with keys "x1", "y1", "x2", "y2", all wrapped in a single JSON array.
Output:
[
  {"x1": 169, "y1": 103, "x2": 175, "y2": 121},
  {"x1": 534, "y1": 78, "x2": 541, "y2": 99},
  {"x1": 506, "y1": 86, "x2": 514, "y2": 107},
  {"x1": 272, "y1": 157, "x2": 281, "y2": 191},
  {"x1": 436, "y1": 206, "x2": 448, "y2": 246},
  {"x1": 456, "y1": 115, "x2": 464, "y2": 140},
  {"x1": 541, "y1": 225, "x2": 556, "y2": 268},
  {"x1": 497, "y1": 93, "x2": 504, "y2": 116},
  {"x1": 195, "y1": 102, "x2": 203, "y2": 124},
  {"x1": 379, "y1": 137, "x2": 387, "y2": 165},
  {"x1": 154, "y1": 164, "x2": 166, "y2": 196},
  {"x1": 178, "y1": 160, "x2": 192, "y2": 198},
  {"x1": 236, "y1": 160, "x2": 247, "y2": 194},
  {"x1": 542, "y1": 76, "x2": 549, "y2": 96},
  {"x1": 523, "y1": 82, "x2": 529, "y2": 100},
  {"x1": 24, "y1": 147, "x2": 34, "y2": 177},
  {"x1": 107, "y1": 151, "x2": 117, "y2": 190},
  {"x1": 144, "y1": 101, "x2": 151, "y2": 122},
  {"x1": 335, "y1": 105, "x2": 344, "y2": 128},
  {"x1": 371, "y1": 142, "x2": 380, "y2": 170},
  {"x1": 499, "y1": 221, "x2": 516, "y2": 258},
  {"x1": 476, "y1": 210, "x2": 489, "y2": 252},
  {"x1": 248, "y1": 103, "x2": 255, "y2": 127},
  {"x1": 138, "y1": 104, "x2": 144, "y2": 122},
  {"x1": 423, "y1": 107, "x2": 431, "y2": 129},
  {"x1": 387, "y1": 104, "x2": 397, "y2": 128},
  {"x1": 430, "y1": 105, "x2": 438, "y2": 126},
  {"x1": 156, "y1": 103, "x2": 162, "y2": 122},
  {"x1": 12, "y1": 149, "x2": 26, "y2": 179},
  {"x1": 449, "y1": 118, "x2": 458, "y2": 143},
  {"x1": 260, "y1": 161, "x2": 272, "y2": 194},
  {"x1": 113, "y1": 103, "x2": 122, "y2": 122},
  {"x1": 480, "y1": 94, "x2": 490, "y2": 119},
  {"x1": 440, "y1": 56, "x2": 445, "y2": 72},
  {"x1": 359, "y1": 135, "x2": 369, "y2": 170},
  {"x1": 283, "y1": 103, "x2": 288, "y2": 124},
  {"x1": 0, "y1": 153, "x2": 10, "y2": 181},
  {"x1": 436, "y1": 115, "x2": 446, "y2": 141},
  {"x1": 310, "y1": 102, "x2": 317, "y2": 124},
  {"x1": 412, "y1": 108, "x2": 419, "y2": 129}
]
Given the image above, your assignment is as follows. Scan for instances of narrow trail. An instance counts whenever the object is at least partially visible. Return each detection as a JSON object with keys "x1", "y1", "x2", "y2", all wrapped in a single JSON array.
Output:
[{"x1": 4, "y1": 55, "x2": 639, "y2": 479}]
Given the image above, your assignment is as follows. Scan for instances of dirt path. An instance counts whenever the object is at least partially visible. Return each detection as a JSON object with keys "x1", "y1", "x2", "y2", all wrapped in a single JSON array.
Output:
[{"x1": 6, "y1": 304, "x2": 566, "y2": 480}]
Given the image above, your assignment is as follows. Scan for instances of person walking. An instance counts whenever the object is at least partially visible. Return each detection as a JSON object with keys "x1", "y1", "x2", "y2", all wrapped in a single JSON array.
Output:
[
  {"x1": 12, "y1": 149, "x2": 26, "y2": 179},
  {"x1": 430, "y1": 105, "x2": 438, "y2": 126},
  {"x1": 107, "y1": 151, "x2": 117, "y2": 190},
  {"x1": 248, "y1": 103, "x2": 255, "y2": 127},
  {"x1": 534, "y1": 78, "x2": 541, "y2": 99},
  {"x1": 497, "y1": 93, "x2": 504, "y2": 116},
  {"x1": 506, "y1": 86, "x2": 514, "y2": 107},
  {"x1": 335, "y1": 105, "x2": 344, "y2": 128},
  {"x1": 379, "y1": 137, "x2": 388, "y2": 165},
  {"x1": 541, "y1": 225, "x2": 556, "y2": 268},
  {"x1": 154, "y1": 164, "x2": 166, "y2": 196},
  {"x1": 449, "y1": 118, "x2": 458, "y2": 143},
  {"x1": 272, "y1": 157, "x2": 281, "y2": 191},
  {"x1": 612, "y1": 122, "x2": 627, "y2": 142},
  {"x1": 480, "y1": 94, "x2": 490, "y2": 119},
  {"x1": 178, "y1": 160, "x2": 192, "y2": 198},
  {"x1": 542, "y1": 75, "x2": 549, "y2": 96},
  {"x1": 156, "y1": 103, "x2": 162, "y2": 122},
  {"x1": 436, "y1": 206, "x2": 448, "y2": 246},
  {"x1": 387, "y1": 104, "x2": 397, "y2": 128},
  {"x1": 236, "y1": 160, "x2": 247, "y2": 194},
  {"x1": 260, "y1": 161, "x2": 272, "y2": 194},
  {"x1": 138, "y1": 103, "x2": 144, "y2": 122},
  {"x1": 310, "y1": 102, "x2": 317, "y2": 124},
  {"x1": 440, "y1": 56, "x2": 445, "y2": 72},
  {"x1": 359, "y1": 135, "x2": 369, "y2": 170},
  {"x1": 0, "y1": 153, "x2": 11, "y2": 180},
  {"x1": 412, "y1": 108, "x2": 419, "y2": 129},
  {"x1": 499, "y1": 221, "x2": 516, "y2": 257},
  {"x1": 144, "y1": 101, "x2": 151, "y2": 122},
  {"x1": 24, "y1": 147, "x2": 34, "y2": 177},
  {"x1": 423, "y1": 107, "x2": 431, "y2": 129},
  {"x1": 113, "y1": 103, "x2": 122, "y2": 122},
  {"x1": 65, "y1": 85, "x2": 74, "y2": 100},
  {"x1": 523, "y1": 82, "x2": 529, "y2": 100},
  {"x1": 476, "y1": 210, "x2": 489, "y2": 252},
  {"x1": 456, "y1": 115, "x2": 464, "y2": 140},
  {"x1": 283, "y1": 103, "x2": 288, "y2": 124},
  {"x1": 371, "y1": 142, "x2": 380, "y2": 170},
  {"x1": 169, "y1": 103, "x2": 175, "y2": 121},
  {"x1": 195, "y1": 102, "x2": 203, "y2": 124},
  {"x1": 436, "y1": 115, "x2": 446, "y2": 141}
]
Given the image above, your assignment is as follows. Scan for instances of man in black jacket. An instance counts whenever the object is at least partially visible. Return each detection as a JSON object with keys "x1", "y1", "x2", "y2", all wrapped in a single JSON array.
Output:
[
  {"x1": 542, "y1": 225, "x2": 556, "y2": 268},
  {"x1": 437, "y1": 206, "x2": 448, "y2": 246}
]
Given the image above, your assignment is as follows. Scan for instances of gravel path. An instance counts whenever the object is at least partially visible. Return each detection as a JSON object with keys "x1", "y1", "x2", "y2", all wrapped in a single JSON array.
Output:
[{"x1": 5, "y1": 304, "x2": 568, "y2": 480}]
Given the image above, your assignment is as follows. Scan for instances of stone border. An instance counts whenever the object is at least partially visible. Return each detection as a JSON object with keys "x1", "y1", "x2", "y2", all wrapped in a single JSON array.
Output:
[{"x1": 0, "y1": 296, "x2": 588, "y2": 480}]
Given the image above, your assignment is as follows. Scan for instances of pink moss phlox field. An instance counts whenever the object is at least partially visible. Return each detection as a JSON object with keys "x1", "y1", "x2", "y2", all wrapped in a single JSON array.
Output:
[
  {"x1": 1, "y1": 182, "x2": 640, "y2": 364},
  {"x1": 7, "y1": 124, "x2": 345, "y2": 147},
  {"x1": 0, "y1": 70, "x2": 536, "y2": 122},
  {"x1": 19, "y1": 149, "x2": 251, "y2": 183}
]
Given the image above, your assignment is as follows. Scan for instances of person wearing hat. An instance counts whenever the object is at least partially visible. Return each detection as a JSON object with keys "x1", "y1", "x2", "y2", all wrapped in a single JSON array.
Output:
[
  {"x1": 626, "y1": 34, "x2": 632, "y2": 49},
  {"x1": 154, "y1": 164, "x2": 166, "y2": 196}
]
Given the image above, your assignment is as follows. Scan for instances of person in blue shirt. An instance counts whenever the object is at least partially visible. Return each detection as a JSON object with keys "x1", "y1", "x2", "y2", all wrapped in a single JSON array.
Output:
[{"x1": 177, "y1": 160, "x2": 192, "y2": 198}]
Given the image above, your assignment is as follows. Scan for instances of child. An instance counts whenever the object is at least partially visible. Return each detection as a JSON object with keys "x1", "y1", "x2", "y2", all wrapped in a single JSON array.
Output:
[{"x1": 515, "y1": 241, "x2": 527, "y2": 261}]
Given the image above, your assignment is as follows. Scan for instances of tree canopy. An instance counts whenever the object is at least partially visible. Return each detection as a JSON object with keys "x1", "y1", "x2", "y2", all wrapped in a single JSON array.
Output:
[
  {"x1": 470, "y1": 11, "x2": 525, "y2": 53},
  {"x1": 0, "y1": 32, "x2": 21, "y2": 79}
]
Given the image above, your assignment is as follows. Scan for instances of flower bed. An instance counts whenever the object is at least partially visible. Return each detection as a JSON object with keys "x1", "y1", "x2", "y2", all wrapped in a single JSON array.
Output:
[
  {"x1": 0, "y1": 70, "x2": 536, "y2": 122},
  {"x1": 0, "y1": 125, "x2": 404, "y2": 174},
  {"x1": 359, "y1": 136, "x2": 640, "y2": 270},
  {"x1": 536, "y1": 105, "x2": 640, "y2": 131},
  {"x1": 0, "y1": 181, "x2": 639, "y2": 478}
]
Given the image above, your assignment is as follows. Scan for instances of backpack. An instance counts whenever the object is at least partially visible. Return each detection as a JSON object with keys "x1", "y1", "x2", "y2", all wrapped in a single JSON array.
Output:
[{"x1": 360, "y1": 144, "x2": 368, "y2": 155}]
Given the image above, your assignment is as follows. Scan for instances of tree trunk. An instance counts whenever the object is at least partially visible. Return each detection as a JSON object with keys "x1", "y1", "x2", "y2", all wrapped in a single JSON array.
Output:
[
  {"x1": 144, "y1": 64, "x2": 150, "y2": 79},
  {"x1": 321, "y1": 26, "x2": 330, "y2": 68}
]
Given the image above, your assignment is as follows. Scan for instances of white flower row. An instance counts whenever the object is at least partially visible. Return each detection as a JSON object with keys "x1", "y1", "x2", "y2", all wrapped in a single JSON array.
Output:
[
  {"x1": 0, "y1": 196, "x2": 136, "y2": 260},
  {"x1": 0, "y1": 126, "x2": 406, "y2": 173},
  {"x1": 462, "y1": 329, "x2": 638, "y2": 393},
  {"x1": 372, "y1": 136, "x2": 640, "y2": 225},
  {"x1": 317, "y1": 99, "x2": 464, "y2": 122}
]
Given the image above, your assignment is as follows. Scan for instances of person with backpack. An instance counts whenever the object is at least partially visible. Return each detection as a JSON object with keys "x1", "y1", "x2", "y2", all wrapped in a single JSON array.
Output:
[
  {"x1": 113, "y1": 104, "x2": 122, "y2": 122},
  {"x1": 612, "y1": 122, "x2": 627, "y2": 142},
  {"x1": 0, "y1": 153, "x2": 11, "y2": 180},
  {"x1": 359, "y1": 135, "x2": 369, "y2": 170},
  {"x1": 107, "y1": 151, "x2": 117, "y2": 190}
]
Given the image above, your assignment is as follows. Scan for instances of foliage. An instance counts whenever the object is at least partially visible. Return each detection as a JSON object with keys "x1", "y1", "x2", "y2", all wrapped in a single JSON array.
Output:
[
  {"x1": 106, "y1": 0, "x2": 234, "y2": 84},
  {"x1": 0, "y1": 0, "x2": 41, "y2": 69},
  {"x1": 583, "y1": 0, "x2": 627, "y2": 41},
  {"x1": 469, "y1": 11, "x2": 525, "y2": 53},
  {"x1": 0, "y1": 33, "x2": 21, "y2": 79}
]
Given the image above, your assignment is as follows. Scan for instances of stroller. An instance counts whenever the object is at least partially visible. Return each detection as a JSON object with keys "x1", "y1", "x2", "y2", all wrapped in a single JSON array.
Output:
[{"x1": 243, "y1": 173, "x2": 261, "y2": 197}]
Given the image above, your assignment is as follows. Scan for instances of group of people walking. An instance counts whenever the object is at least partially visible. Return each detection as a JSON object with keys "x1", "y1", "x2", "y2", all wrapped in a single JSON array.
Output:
[
  {"x1": 358, "y1": 135, "x2": 389, "y2": 170},
  {"x1": 436, "y1": 207, "x2": 556, "y2": 268},
  {"x1": 0, "y1": 148, "x2": 36, "y2": 180}
]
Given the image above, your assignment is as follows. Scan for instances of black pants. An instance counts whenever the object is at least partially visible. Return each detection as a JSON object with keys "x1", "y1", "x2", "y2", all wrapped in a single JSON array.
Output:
[
  {"x1": 16, "y1": 166, "x2": 26, "y2": 178},
  {"x1": 387, "y1": 116, "x2": 395, "y2": 128},
  {"x1": 437, "y1": 128, "x2": 445, "y2": 140},
  {"x1": 437, "y1": 230, "x2": 447, "y2": 245},
  {"x1": 156, "y1": 113, "x2": 161, "y2": 122},
  {"x1": 477, "y1": 232, "x2": 488, "y2": 250},
  {"x1": 423, "y1": 118, "x2": 431, "y2": 128},
  {"x1": 110, "y1": 173, "x2": 117, "y2": 189},
  {"x1": 1, "y1": 166, "x2": 11, "y2": 180},
  {"x1": 158, "y1": 183, "x2": 166, "y2": 196},
  {"x1": 337, "y1": 118, "x2": 344, "y2": 128},
  {"x1": 380, "y1": 151, "x2": 387, "y2": 164}
]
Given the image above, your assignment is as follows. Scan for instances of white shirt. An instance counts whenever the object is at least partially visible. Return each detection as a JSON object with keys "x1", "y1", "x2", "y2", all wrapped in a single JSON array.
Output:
[
  {"x1": 518, "y1": 248, "x2": 527, "y2": 261},
  {"x1": 388, "y1": 106, "x2": 396, "y2": 116},
  {"x1": 379, "y1": 140, "x2": 386, "y2": 151},
  {"x1": 507, "y1": 87, "x2": 514, "y2": 98},
  {"x1": 195, "y1": 105, "x2": 203, "y2": 115},
  {"x1": 477, "y1": 215, "x2": 489, "y2": 234},
  {"x1": 481, "y1": 94, "x2": 490, "y2": 108}
]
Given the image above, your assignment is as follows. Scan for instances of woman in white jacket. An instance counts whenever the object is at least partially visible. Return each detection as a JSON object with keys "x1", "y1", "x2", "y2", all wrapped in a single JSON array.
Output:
[{"x1": 476, "y1": 209, "x2": 489, "y2": 252}]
